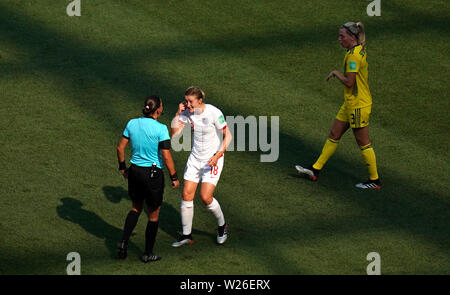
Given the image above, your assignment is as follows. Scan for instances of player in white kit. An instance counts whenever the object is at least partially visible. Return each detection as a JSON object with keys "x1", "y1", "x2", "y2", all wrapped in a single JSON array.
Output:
[{"x1": 171, "y1": 86, "x2": 232, "y2": 247}]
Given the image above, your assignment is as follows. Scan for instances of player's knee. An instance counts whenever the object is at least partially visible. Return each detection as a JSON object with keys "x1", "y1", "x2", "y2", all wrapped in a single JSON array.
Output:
[
  {"x1": 328, "y1": 130, "x2": 342, "y2": 141},
  {"x1": 182, "y1": 190, "x2": 195, "y2": 201},
  {"x1": 355, "y1": 135, "x2": 370, "y2": 147},
  {"x1": 199, "y1": 193, "x2": 213, "y2": 206}
]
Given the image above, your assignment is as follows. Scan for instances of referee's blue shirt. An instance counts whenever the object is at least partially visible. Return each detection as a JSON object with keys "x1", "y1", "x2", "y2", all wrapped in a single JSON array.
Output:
[{"x1": 123, "y1": 117, "x2": 170, "y2": 169}]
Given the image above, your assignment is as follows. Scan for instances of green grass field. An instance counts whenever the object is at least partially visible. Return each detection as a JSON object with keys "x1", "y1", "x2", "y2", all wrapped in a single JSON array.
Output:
[{"x1": 1, "y1": 0, "x2": 449, "y2": 275}]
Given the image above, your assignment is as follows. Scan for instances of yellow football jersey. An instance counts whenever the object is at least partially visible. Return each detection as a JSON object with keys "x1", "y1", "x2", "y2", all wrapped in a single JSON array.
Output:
[{"x1": 343, "y1": 44, "x2": 372, "y2": 108}]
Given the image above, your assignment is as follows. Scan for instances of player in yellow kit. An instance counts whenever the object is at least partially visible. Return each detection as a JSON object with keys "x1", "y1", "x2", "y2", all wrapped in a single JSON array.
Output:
[{"x1": 296, "y1": 22, "x2": 381, "y2": 189}]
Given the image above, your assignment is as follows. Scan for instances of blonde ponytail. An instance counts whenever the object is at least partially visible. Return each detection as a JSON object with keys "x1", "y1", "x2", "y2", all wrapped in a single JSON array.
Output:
[{"x1": 356, "y1": 22, "x2": 366, "y2": 48}]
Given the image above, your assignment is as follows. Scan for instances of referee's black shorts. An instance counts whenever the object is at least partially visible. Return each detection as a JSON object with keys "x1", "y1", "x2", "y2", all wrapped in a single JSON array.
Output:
[{"x1": 128, "y1": 164, "x2": 164, "y2": 210}]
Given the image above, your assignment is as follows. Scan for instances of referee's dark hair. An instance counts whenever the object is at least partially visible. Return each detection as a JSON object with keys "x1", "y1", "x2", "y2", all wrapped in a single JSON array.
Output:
[{"x1": 143, "y1": 95, "x2": 161, "y2": 117}]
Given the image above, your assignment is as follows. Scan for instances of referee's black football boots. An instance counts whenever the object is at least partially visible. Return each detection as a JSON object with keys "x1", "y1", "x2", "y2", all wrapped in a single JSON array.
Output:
[{"x1": 117, "y1": 240, "x2": 128, "y2": 259}]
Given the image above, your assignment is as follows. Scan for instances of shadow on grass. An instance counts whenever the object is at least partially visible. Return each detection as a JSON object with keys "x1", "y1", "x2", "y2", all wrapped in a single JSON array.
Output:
[
  {"x1": 3, "y1": 2, "x2": 450, "y2": 273},
  {"x1": 56, "y1": 197, "x2": 140, "y2": 259},
  {"x1": 102, "y1": 186, "x2": 128, "y2": 204},
  {"x1": 100, "y1": 185, "x2": 216, "y2": 242}
]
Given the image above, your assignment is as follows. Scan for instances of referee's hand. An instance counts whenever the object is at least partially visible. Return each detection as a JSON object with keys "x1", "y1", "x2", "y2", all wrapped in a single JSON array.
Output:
[
  {"x1": 172, "y1": 179, "x2": 180, "y2": 188},
  {"x1": 120, "y1": 169, "x2": 129, "y2": 179}
]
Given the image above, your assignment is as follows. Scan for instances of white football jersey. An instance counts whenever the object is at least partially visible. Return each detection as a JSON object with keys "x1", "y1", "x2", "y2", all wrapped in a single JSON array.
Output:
[{"x1": 179, "y1": 104, "x2": 227, "y2": 161}]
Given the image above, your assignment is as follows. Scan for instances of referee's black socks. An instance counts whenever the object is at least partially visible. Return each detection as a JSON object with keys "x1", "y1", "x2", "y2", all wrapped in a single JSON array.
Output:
[
  {"x1": 145, "y1": 221, "x2": 159, "y2": 255},
  {"x1": 122, "y1": 210, "x2": 140, "y2": 242}
]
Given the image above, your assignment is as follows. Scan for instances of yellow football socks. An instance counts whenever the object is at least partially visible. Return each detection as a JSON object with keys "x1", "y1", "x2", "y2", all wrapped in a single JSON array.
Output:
[
  {"x1": 312, "y1": 139, "x2": 379, "y2": 181},
  {"x1": 312, "y1": 138, "x2": 340, "y2": 170},
  {"x1": 360, "y1": 143, "x2": 379, "y2": 180}
]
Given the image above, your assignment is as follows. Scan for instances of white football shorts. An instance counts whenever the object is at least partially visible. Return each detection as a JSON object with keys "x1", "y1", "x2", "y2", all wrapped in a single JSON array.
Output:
[{"x1": 183, "y1": 154, "x2": 224, "y2": 186}]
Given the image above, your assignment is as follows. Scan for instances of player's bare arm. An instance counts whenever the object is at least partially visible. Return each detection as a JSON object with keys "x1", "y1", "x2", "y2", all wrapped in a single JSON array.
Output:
[{"x1": 326, "y1": 71, "x2": 356, "y2": 88}]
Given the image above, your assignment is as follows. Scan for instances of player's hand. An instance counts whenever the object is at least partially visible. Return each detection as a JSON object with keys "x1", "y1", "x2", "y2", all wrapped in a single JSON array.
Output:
[
  {"x1": 207, "y1": 154, "x2": 219, "y2": 167},
  {"x1": 172, "y1": 179, "x2": 180, "y2": 188},
  {"x1": 177, "y1": 101, "x2": 187, "y2": 115},
  {"x1": 326, "y1": 71, "x2": 336, "y2": 82}
]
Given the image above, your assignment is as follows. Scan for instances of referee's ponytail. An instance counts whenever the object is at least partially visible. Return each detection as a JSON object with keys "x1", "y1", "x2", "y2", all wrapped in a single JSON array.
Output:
[{"x1": 143, "y1": 95, "x2": 161, "y2": 117}]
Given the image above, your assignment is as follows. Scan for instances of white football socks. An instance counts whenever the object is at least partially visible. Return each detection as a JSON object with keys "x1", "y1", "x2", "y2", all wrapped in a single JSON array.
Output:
[
  {"x1": 181, "y1": 198, "x2": 225, "y2": 236},
  {"x1": 206, "y1": 198, "x2": 225, "y2": 227},
  {"x1": 180, "y1": 200, "x2": 194, "y2": 236}
]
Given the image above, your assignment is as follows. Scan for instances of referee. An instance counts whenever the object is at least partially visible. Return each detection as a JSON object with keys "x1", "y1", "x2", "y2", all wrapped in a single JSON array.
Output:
[{"x1": 116, "y1": 95, "x2": 180, "y2": 263}]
